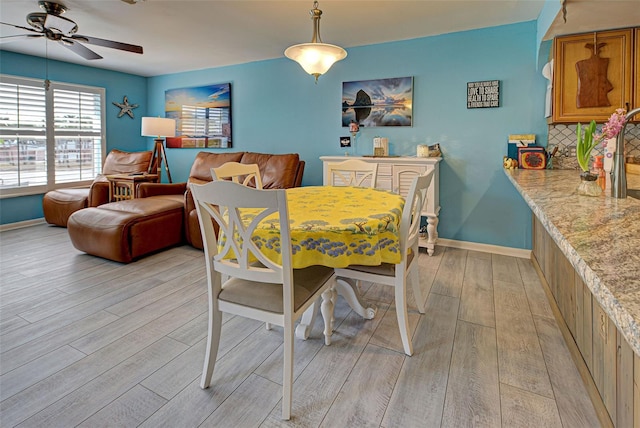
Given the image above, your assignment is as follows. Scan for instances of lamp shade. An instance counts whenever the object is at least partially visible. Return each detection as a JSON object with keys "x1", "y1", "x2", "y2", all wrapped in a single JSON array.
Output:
[
  {"x1": 141, "y1": 117, "x2": 176, "y2": 138},
  {"x1": 284, "y1": 43, "x2": 347, "y2": 77},
  {"x1": 285, "y1": 1, "x2": 346, "y2": 82}
]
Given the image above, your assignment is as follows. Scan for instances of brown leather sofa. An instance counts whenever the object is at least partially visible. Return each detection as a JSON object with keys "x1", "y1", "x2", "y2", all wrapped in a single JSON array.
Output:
[
  {"x1": 67, "y1": 151, "x2": 305, "y2": 262},
  {"x1": 139, "y1": 151, "x2": 305, "y2": 249},
  {"x1": 43, "y1": 149, "x2": 154, "y2": 226}
]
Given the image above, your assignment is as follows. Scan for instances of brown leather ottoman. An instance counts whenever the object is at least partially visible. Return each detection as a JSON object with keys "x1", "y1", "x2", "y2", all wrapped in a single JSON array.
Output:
[
  {"x1": 67, "y1": 195, "x2": 184, "y2": 263},
  {"x1": 43, "y1": 188, "x2": 90, "y2": 227}
]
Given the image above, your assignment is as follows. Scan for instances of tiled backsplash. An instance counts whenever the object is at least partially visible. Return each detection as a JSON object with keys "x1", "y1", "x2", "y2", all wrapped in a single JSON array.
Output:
[{"x1": 547, "y1": 123, "x2": 640, "y2": 170}]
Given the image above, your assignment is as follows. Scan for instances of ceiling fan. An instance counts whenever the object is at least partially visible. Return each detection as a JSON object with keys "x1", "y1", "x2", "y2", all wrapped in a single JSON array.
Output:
[{"x1": 0, "y1": 1, "x2": 143, "y2": 60}]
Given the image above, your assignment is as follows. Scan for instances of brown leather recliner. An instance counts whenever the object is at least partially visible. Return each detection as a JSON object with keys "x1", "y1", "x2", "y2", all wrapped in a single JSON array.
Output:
[
  {"x1": 87, "y1": 149, "x2": 156, "y2": 207},
  {"x1": 43, "y1": 149, "x2": 154, "y2": 226},
  {"x1": 139, "y1": 151, "x2": 305, "y2": 249}
]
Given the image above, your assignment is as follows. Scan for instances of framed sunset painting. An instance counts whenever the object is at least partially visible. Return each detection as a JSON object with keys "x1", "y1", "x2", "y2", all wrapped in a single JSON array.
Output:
[
  {"x1": 165, "y1": 83, "x2": 232, "y2": 148},
  {"x1": 342, "y1": 77, "x2": 413, "y2": 127}
]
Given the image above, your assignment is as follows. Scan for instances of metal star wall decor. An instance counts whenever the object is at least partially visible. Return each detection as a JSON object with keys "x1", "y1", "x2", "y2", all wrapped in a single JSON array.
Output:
[{"x1": 112, "y1": 96, "x2": 139, "y2": 118}]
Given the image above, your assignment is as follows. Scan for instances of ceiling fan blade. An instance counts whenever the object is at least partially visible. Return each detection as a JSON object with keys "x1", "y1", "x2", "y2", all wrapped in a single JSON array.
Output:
[
  {"x1": 0, "y1": 22, "x2": 43, "y2": 34},
  {"x1": 61, "y1": 40, "x2": 102, "y2": 60},
  {"x1": 72, "y1": 34, "x2": 143, "y2": 54},
  {"x1": 0, "y1": 34, "x2": 44, "y2": 42},
  {"x1": 0, "y1": 34, "x2": 43, "y2": 46}
]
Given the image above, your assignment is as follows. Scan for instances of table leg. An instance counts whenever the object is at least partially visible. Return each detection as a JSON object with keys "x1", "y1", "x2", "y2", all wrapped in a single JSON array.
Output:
[
  {"x1": 320, "y1": 288, "x2": 335, "y2": 345},
  {"x1": 335, "y1": 277, "x2": 377, "y2": 319},
  {"x1": 295, "y1": 298, "x2": 319, "y2": 340},
  {"x1": 296, "y1": 278, "x2": 377, "y2": 340},
  {"x1": 426, "y1": 214, "x2": 439, "y2": 256}
]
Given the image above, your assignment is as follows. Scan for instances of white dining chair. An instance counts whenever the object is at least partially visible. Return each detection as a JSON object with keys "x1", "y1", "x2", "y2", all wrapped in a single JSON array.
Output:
[
  {"x1": 211, "y1": 162, "x2": 263, "y2": 189},
  {"x1": 326, "y1": 159, "x2": 378, "y2": 188},
  {"x1": 334, "y1": 170, "x2": 434, "y2": 356},
  {"x1": 191, "y1": 180, "x2": 336, "y2": 420}
]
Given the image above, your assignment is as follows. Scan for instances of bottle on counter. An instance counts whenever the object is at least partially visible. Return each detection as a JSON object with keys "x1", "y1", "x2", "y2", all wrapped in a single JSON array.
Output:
[{"x1": 593, "y1": 155, "x2": 606, "y2": 190}]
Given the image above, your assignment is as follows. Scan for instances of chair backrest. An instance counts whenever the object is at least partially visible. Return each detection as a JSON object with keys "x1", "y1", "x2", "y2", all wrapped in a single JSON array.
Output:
[
  {"x1": 211, "y1": 162, "x2": 264, "y2": 189},
  {"x1": 191, "y1": 181, "x2": 294, "y2": 308},
  {"x1": 400, "y1": 170, "x2": 434, "y2": 257},
  {"x1": 326, "y1": 159, "x2": 378, "y2": 188},
  {"x1": 102, "y1": 149, "x2": 154, "y2": 175}
]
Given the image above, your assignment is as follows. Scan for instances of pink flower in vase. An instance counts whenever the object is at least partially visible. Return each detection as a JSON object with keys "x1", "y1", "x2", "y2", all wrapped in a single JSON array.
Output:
[{"x1": 576, "y1": 108, "x2": 627, "y2": 173}]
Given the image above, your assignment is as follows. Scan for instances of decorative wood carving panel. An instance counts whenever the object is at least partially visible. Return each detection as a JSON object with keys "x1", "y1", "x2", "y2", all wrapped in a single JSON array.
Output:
[{"x1": 552, "y1": 28, "x2": 634, "y2": 123}]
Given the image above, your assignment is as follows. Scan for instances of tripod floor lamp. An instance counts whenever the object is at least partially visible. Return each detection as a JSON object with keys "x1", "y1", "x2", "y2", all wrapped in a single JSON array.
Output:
[{"x1": 141, "y1": 117, "x2": 176, "y2": 183}]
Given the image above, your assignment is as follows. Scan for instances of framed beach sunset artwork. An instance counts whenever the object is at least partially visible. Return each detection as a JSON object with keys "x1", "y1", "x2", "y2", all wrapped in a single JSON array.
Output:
[
  {"x1": 342, "y1": 77, "x2": 413, "y2": 127},
  {"x1": 165, "y1": 83, "x2": 232, "y2": 148}
]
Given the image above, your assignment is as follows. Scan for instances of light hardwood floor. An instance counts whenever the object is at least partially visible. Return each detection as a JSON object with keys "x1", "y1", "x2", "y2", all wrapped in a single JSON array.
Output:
[{"x1": 0, "y1": 224, "x2": 601, "y2": 427}]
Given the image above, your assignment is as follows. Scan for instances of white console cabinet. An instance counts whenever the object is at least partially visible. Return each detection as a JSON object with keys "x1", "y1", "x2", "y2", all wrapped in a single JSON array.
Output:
[{"x1": 320, "y1": 156, "x2": 441, "y2": 255}]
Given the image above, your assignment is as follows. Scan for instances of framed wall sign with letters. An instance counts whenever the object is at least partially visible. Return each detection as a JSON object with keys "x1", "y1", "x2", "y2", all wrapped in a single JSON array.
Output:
[{"x1": 467, "y1": 80, "x2": 500, "y2": 109}]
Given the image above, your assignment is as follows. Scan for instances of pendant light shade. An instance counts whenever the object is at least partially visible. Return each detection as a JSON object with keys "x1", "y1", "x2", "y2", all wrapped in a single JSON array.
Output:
[{"x1": 285, "y1": 1, "x2": 346, "y2": 82}]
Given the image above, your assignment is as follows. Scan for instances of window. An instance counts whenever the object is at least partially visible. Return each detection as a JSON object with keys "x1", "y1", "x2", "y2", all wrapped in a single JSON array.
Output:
[{"x1": 0, "y1": 75, "x2": 105, "y2": 197}]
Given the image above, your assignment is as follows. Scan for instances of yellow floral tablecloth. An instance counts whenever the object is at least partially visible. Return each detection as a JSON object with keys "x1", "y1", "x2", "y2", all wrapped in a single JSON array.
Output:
[{"x1": 239, "y1": 186, "x2": 405, "y2": 269}]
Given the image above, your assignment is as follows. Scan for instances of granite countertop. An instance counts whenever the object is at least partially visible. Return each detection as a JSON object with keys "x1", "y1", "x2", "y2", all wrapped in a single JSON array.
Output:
[{"x1": 505, "y1": 169, "x2": 640, "y2": 356}]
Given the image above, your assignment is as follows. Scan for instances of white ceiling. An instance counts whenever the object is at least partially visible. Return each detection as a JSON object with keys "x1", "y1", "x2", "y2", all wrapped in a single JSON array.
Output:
[{"x1": 0, "y1": 0, "x2": 638, "y2": 77}]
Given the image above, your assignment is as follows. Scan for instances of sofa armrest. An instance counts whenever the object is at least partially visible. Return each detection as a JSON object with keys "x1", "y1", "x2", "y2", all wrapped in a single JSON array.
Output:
[
  {"x1": 138, "y1": 182, "x2": 187, "y2": 198},
  {"x1": 88, "y1": 179, "x2": 110, "y2": 207},
  {"x1": 294, "y1": 161, "x2": 305, "y2": 187}
]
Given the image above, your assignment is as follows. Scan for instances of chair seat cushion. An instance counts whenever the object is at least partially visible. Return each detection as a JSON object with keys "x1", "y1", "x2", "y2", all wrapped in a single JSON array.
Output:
[
  {"x1": 219, "y1": 265, "x2": 334, "y2": 313},
  {"x1": 337, "y1": 251, "x2": 415, "y2": 277}
]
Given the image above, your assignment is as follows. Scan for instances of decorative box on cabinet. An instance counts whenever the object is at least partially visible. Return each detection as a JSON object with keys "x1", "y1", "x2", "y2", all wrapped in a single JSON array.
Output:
[
  {"x1": 552, "y1": 28, "x2": 634, "y2": 123},
  {"x1": 320, "y1": 156, "x2": 441, "y2": 255}
]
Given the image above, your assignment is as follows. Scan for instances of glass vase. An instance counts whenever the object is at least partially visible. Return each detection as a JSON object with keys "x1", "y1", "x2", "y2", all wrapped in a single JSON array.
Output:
[{"x1": 577, "y1": 172, "x2": 602, "y2": 196}]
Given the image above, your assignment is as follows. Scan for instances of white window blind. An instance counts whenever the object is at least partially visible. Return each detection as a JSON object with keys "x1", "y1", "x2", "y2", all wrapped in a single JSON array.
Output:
[{"x1": 0, "y1": 75, "x2": 105, "y2": 196}]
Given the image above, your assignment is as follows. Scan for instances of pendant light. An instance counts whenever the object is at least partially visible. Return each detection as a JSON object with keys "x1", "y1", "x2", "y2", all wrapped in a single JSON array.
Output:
[{"x1": 284, "y1": 1, "x2": 347, "y2": 83}]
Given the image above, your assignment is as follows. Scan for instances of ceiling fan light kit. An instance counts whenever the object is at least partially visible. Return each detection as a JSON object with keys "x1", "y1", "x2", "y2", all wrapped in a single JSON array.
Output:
[
  {"x1": 1, "y1": 1, "x2": 143, "y2": 61},
  {"x1": 285, "y1": 1, "x2": 347, "y2": 83}
]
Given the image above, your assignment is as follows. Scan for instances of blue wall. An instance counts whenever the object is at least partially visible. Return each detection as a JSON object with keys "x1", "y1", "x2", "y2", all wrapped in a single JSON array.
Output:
[
  {"x1": 149, "y1": 21, "x2": 546, "y2": 249},
  {"x1": 2, "y1": 21, "x2": 547, "y2": 251},
  {"x1": 0, "y1": 51, "x2": 148, "y2": 224}
]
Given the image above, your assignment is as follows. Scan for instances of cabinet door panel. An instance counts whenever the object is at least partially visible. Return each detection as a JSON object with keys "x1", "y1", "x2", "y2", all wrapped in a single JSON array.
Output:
[
  {"x1": 616, "y1": 332, "x2": 634, "y2": 428},
  {"x1": 545, "y1": 236, "x2": 557, "y2": 299},
  {"x1": 376, "y1": 177, "x2": 392, "y2": 191},
  {"x1": 392, "y1": 164, "x2": 425, "y2": 195},
  {"x1": 377, "y1": 163, "x2": 392, "y2": 175},
  {"x1": 574, "y1": 277, "x2": 593, "y2": 373},
  {"x1": 532, "y1": 217, "x2": 539, "y2": 262},
  {"x1": 592, "y1": 301, "x2": 617, "y2": 421},
  {"x1": 635, "y1": 353, "x2": 639, "y2": 428},
  {"x1": 553, "y1": 29, "x2": 633, "y2": 123},
  {"x1": 555, "y1": 249, "x2": 576, "y2": 337}
]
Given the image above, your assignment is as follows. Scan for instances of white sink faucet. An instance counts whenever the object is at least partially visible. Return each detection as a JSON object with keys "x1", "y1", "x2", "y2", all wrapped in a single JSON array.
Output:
[{"x1": 611, "y1": 107, "x2": 640, "y2": 198}]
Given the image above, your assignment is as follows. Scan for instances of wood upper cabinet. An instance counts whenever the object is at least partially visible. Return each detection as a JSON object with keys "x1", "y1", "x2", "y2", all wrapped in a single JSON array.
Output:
[{"x1": 552, "y1": 28, "x2": 634, "y2": 123}]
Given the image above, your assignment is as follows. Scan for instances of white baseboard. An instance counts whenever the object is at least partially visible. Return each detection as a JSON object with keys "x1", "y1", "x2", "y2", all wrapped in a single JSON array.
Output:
[
  {"x1": 436, "y1": 238, "x2": 531, "y2": 259},
  {"x1": 0, "y1": 218, "x2": 46, "y2": 232}
]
